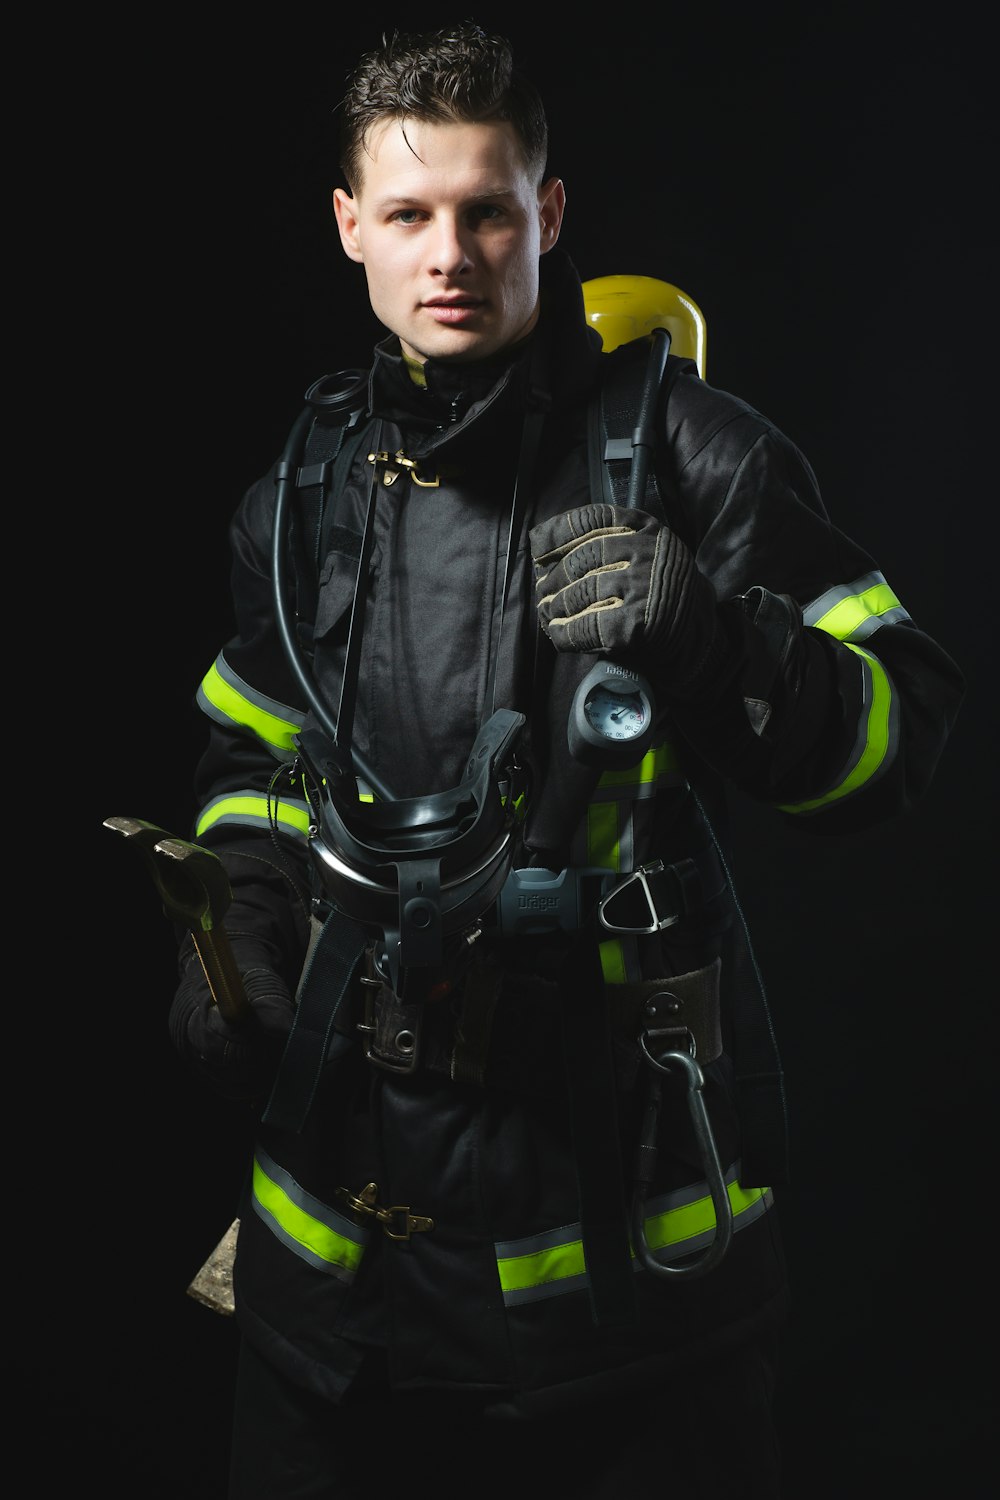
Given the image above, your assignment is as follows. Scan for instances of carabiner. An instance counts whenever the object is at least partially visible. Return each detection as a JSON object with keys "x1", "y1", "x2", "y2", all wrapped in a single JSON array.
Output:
[{"x1": 631, "y1": 1032, "x2": 734, "y2": 1280}]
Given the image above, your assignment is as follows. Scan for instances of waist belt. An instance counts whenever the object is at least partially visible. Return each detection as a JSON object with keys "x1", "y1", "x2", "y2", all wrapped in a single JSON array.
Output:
[
  {"x1": 264, "y1": 847, "x2": 730, "y2": 1123},
  {"x1": 360, "y1": 954, "x2": 725, "y2": 1087}
]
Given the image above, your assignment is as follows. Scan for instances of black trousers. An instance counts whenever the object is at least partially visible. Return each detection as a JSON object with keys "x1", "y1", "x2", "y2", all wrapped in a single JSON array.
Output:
[{"x1": 228, "y1": 1334, "x2": 783, "y2": 1499}]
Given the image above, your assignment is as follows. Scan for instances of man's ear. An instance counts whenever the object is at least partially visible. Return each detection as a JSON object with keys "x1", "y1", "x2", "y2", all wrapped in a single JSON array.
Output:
[
  {"x1": 333, "y1": 187, "x2": 364, "y2": 263},
  {"x1": 538, "y1": 177, "x2": 566, "y2": 254}
]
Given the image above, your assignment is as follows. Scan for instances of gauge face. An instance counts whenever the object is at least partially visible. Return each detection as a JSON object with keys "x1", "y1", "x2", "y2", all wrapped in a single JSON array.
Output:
[{"x1": 583, "y1": 685, "x2": 648, "y2": 740}]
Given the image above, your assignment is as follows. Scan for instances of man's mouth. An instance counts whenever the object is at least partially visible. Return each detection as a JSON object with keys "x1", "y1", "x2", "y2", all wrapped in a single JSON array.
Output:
[{"x1": 423, "y1": 297, "x2": 484, "y2": 324}]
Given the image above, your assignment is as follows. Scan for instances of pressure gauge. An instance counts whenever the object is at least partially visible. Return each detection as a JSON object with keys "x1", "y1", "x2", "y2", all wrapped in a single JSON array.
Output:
[{"x1": 568, "y1": 660, "x2": 656, "y2": 767}]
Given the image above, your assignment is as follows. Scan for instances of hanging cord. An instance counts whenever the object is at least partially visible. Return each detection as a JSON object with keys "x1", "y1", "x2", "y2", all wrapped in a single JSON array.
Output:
[
  {"x1": 272, "y1": 410, "x2": 396, "y2": 802},
  {"x1": 331, "y1": 419, "x2": 383, "y2": 775}
]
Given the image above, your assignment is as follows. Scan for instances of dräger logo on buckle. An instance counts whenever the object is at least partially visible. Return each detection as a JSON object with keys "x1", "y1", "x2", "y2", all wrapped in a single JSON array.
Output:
[{"x1": 517, "y1": 893, "x2": 560, "y2": 910}]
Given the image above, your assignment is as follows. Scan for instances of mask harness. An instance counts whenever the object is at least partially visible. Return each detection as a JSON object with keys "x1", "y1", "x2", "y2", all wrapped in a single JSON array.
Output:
[{"x1": 261, "y1": 337, "x2": 735, "y2": 1301}]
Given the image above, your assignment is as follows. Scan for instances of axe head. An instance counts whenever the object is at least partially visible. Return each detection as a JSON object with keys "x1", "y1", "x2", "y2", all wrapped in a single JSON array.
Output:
[
  {"x1": 104, "y1": 816, "x2": 232, "y2": 931},
  {"x1": 186, "y1": 1218, "x2": 239, "y2": 1317}
]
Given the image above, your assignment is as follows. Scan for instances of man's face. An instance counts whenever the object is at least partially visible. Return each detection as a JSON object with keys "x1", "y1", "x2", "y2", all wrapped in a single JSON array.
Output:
[{"x1": 333, "y1": 118, "x2": 565, "y2": 364}]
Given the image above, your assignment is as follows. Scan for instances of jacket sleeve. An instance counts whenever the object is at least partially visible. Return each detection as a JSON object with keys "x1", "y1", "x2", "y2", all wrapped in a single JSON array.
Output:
[
  {"x1": 657, "y1": 374, "x2": 966, "y2": 833},
  {"x1": 183, "y1": 466, "x2": 315, "y2": 982}
]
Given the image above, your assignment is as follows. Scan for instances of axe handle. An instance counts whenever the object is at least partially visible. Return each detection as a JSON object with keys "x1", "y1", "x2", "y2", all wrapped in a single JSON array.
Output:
[{"x1": 191, "y1": 926, "x2": 251, "y2": 1025}]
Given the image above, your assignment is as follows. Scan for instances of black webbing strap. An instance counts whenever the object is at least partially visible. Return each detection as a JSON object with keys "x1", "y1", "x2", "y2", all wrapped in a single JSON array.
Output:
[
  {"x1": 586, "y1": 342, "x2": 699, "y2": 515},
  {"x1": 292, "y1": 411, "x2": 373, "y2": 637},
  {"x1": 559, "y1": 938, "x2": 638, "y2": 1327},
  {"x1": 587, "y1": 341, "x2": 662, "y2": 509},
  {"x1": 261, "y1": 909, "x2": 369, "y2": 1133}
]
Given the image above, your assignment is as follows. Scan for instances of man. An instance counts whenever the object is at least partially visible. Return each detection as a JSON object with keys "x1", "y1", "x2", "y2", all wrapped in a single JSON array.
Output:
[{"x1": 168, "y1": 22, "x2": 964, "y2": 1498}]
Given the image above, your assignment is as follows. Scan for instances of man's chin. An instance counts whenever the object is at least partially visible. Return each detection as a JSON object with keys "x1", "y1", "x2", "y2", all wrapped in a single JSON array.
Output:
[{"x1": 404, "y1": 327, "x2": 504, "y2": 366}]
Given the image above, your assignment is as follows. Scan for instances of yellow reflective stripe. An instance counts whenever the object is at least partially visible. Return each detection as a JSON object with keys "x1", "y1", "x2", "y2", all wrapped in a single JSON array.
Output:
[
  {"x1": 252, "y1": 1157, "x2": 365, "y2": 1275},
  {"x1": 596, "y1": 741, "x2": 680, "y2": 790},
  {"x1": 586, "y1": 741, "x2": 682, "y2": 983},
  {"x1": 497, "y1": 1237, "x2": 587, "y2": 1295},
  {"x1": 587, "y1": 801, "x2": 620, "y2": 867},
  {"x1": 196, "y1": 793, "x2": 311, "y2": 839},
  {"x1": 810, "y1": 581, "x2": 902, "y2": 641},
  {"x1": 644, "y1": 1179, "x2": 766, "y2": 1252},
  {"x1": 598, "y1": 939, "x2": 627, "y2": 984},
  {"x1": 586, "y1": 800, "x2": 626, "y2": 982},
  {"x1": 778, "y1": 643, "x2": 892, "y2": 813},
  {"x1": 496, "y1": 1175, "x2": 769, "y2": 1297},
  {"x1": 199, "y1": 660, "x2": 301, "y2": 754}
]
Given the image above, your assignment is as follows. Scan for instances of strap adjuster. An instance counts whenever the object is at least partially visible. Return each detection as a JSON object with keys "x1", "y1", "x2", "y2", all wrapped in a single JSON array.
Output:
[{"x1": 598, "y1": 859, "x2": 696, "y2": 935}]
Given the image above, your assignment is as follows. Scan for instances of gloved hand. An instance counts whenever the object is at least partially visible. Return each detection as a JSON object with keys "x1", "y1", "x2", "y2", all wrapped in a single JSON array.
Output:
[
  {"x1": 168, "y1": 936, "x2": 296, "y2": 1102},
  {"x1": 529, "y1": 502, "x2": 728, "y2": 700}
]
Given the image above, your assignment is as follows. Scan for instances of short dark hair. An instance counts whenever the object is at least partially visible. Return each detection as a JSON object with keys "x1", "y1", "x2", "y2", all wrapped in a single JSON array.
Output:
[{"x1": 338, "y1": 21, "x2": 548, "y2": 193}]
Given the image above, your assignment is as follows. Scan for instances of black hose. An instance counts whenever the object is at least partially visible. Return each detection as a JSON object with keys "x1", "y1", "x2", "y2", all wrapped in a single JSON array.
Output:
[{"x1": 270, "y1": 406, "x2": 396, "y2": 802}]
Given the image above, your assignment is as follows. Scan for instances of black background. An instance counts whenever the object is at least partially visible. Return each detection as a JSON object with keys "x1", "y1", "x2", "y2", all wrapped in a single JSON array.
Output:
[{"x1": 55, "y1": 5, "x2": 994, "y2": 1495}]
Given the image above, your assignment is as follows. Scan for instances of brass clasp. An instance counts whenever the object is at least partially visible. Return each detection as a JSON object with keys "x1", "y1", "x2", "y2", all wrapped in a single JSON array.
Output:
[
  {"x1": 367, "y1": 449, "x2": 440, "y2": 488},
  {"x1": 336, "y1": 1182, "x2": 435, "y2": 1241}
]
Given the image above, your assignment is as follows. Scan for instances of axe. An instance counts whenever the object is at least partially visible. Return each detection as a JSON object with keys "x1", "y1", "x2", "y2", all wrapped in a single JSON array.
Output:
[{"x1": 104, "y1": 813, "x2": 245, "y2": 1314}]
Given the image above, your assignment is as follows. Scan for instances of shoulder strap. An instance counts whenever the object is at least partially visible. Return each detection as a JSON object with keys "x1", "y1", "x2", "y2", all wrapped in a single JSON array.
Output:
[
  {"x1": 587, "y1": 342, "x2": 696, "y2": 518},
  {"x1": 286, "y1": 375, "x2": 375, "y2": 642}
]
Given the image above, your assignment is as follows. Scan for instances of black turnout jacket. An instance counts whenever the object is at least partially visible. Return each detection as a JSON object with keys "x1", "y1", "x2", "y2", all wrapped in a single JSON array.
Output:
[{"x1": 173, "y1": 248, "x2": 964, "y2": 1413}]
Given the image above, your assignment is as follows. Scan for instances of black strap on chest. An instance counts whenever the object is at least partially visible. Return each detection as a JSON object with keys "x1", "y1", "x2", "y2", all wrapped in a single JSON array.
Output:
[{"x1": 290, "y1": 393, "x2": 374, "y2": 645}]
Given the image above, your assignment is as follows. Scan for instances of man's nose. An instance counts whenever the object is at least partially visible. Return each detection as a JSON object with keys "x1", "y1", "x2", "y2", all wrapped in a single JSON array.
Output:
[{"x1": 428, "y1": 216, "x2": 473, "y2": 277}]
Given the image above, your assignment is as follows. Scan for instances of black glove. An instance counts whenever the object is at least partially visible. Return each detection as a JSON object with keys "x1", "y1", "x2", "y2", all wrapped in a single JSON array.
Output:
[
  {"x1": 168, "y1": 936, "x2": 296, "y2": 1102},
  {"x1": 530, "y1": 502, "x2": 729, "y2": 700}
]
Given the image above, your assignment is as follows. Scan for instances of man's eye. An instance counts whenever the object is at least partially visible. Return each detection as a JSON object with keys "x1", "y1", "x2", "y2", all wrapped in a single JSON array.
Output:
[
  {"x1": 471, "y1": 205, "x2": 503, "y2": 224},
  {"x1": 392, "y1": 209, "x2": 423, "y2": 225}
]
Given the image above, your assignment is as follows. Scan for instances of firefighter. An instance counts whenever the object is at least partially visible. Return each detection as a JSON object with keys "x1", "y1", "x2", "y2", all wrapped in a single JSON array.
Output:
[{"x1": 167, "y1": 21, "x2": 965, "y2": 1498}]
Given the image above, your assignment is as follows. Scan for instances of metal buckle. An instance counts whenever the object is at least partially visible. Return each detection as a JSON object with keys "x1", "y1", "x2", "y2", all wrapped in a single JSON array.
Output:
[
  {"x1": 335, "y1": 1183, "x2": 435, "y2": 1241},
  {"x1": 597, "y1": 860, "x2": 681, "y2": 935},
  {"x1": 357, "y1": 975, "x2": 422, "y2": 1074}
]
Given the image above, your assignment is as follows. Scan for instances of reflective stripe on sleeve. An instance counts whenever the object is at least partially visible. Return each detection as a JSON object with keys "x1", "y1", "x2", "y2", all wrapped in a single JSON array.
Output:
[
  {"x1": 803, "y1": 570, "x2": 911, "y2": 643},
  {"x1": 195, "y1": 791, "x2": 311, "y2": 840},
  {"x1": 197, "y1": 654, "x2": 303, "y2": 757},
  {"x1": 251, "y1": 1147, "x2": 368, "y2": 1282},
  {"x1": 495, "y1": 1164, "x2": 772, "y2": 1306},
  {"x1": 778, "y1": 642, "x2": 898, "y2": 814}
]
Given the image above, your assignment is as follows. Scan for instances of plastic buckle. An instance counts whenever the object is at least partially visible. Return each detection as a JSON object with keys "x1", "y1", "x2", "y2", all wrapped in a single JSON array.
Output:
[
  {"x1": 496, "y1": 866, "x2": 613, "y2": 936},
  {"x1": 597, "y1": 860, "x2": 682, "y2": 935}
]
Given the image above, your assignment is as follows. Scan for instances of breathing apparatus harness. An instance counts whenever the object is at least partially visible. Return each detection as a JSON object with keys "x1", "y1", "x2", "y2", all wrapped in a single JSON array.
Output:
[
  {"x1": 263, "y1": 332, "x2": 742, "y2": 1292},
  {"x1": 270, "y1": 360, "x2": 550, "y2": 1003}
]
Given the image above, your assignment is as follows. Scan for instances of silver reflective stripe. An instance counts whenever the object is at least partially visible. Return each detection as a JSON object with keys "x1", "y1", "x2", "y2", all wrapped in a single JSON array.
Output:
[
  {"x1": 250, "y1": 1147, "x2": 368, "y2": 1282},
  {"x1": 495, "y1": 1163, "x2": 772, "y2": 1307},
  {"x1": 197, "y1": 653, "x2": 303, "y2": 757},
  {"x1": 803, "y1": 570, "x2": 911, "y2": 643},
  {"x1": 195, "y1": 791, "x2": 310, "y2": 841},
  {"x1": 778, "y1": 643, "x2": 899, "y2": 815}
]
